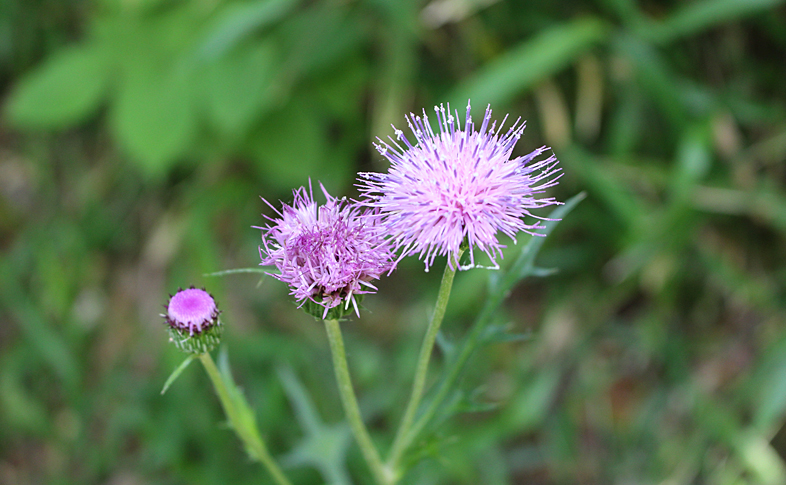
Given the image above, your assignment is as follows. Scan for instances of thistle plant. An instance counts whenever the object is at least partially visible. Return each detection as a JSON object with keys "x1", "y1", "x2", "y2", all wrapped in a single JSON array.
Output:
[
  {"x1": 358, "y1": 101, "x2": 564, "y2": 475},
  {"x1": 257, "y1": 181, "x2": 395, "y2": 483},
  {"x1": 159, "y1": 101, "x2": 581, "y2": 485},
  {"x1": 161, "y1": 287, "x2": 292, "y2": 485},
  {"x1": 257, "y1": 181, "x2": 394, "y2": 320}
]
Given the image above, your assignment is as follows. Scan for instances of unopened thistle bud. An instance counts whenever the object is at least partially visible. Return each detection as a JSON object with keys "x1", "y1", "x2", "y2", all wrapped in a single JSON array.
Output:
[{"x1": 162, "y1": 287, "x2": 222, "y2": 354}]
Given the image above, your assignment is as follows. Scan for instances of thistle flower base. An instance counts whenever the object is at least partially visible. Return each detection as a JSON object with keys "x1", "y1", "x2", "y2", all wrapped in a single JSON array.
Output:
[{"x1": 168, "y1": 323, "x2": 223, "y2": 354}]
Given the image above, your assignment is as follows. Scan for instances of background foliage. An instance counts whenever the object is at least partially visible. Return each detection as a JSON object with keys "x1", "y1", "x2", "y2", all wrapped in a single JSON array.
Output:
[{"x1": 1, "y1": 0, "x2": 786, "y2": 483}]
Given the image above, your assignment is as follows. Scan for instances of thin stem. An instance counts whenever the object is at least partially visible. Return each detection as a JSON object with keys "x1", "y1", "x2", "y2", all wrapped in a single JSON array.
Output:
[
  {"x1": 198, "y1": 353, "x2": 293, "y2": 485},
  {"x1": 387, "y1": 252, "x2": 462, "y2": 470},
  {"x1": 399, "y1": 300, "x2": 495, "y2": 454},
  {"x1": 323, "y1": 318, "x2": 393, "y2": 485},
  {"x1": 400, "y1": 192, "x2": 586, "y2": 455}
]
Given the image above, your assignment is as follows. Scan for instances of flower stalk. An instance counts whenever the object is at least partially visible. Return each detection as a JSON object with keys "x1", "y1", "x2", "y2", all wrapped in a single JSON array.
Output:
[
  {"x1": 387, "y1": 248, "x2": 462, "y2": 470},
  {"x1": 323, "y1": 318, "x2": 393, "y2": 485},
  {"x1": 198, "y1": 353, "x2": 292, "y2": 485}
]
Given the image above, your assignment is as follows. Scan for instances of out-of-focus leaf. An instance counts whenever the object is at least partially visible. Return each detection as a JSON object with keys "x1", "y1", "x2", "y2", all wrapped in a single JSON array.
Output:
[
  {"x1": 670, "y1": 122, "x2": 712, "y2": 201},
  {"x1": 111, "y1": 67, "x2": 196, "y2": 176},
  {"x1": 504, "y1": 368, "x2": 561, "y2": 433},
  {"x1": 246, "y1": 98, "x2": 326, "y2": 189},
  {"x1": 607, "y1": 86, "x2": 645, "y2": 156},
  {"x1": 161, "y1": 355, "x2": 195, "y2": 395},
  {"x1": 277, "y1": 5, "x2": 366, "y2": 77},
  {"x1": 648, "y1": 0, "x2": 785, "y2": 44},
  {"x1": 277, "y1": 367, "x2": 322, "y2": 434},
  {"x1": 203, "y1": 41, "x2": 279, "y2": 136},
  {"x1": 597, "y1": 0, "x2": 647, "y2": 24},
  {"x1": 449, "y1": 18, "x2": 609, "y2": 106},
  {"x1": 613, "y1": 35, "x2": 689, "y2": 127},
  {"x1": 371, "y1": 25, "x2": 417, "y2": 139},
  {"x1": 696, "y1": 395, "x2": 786, "y2": 484},
  {"x1": 751, "y1": 337, "x2": 786, "y2": 432},
  {"x1": 0, "y1": 347, "x2": 49, "y2": 435},
  {"x1": 440, "y1": 387, "x2": 499, "y2": 421},
  {"x1": 195, "y1": 0, "x2": 296, "y2": 61},
  {"x1": 481, "y1": 324, "x2": 533, "y2": 345},
  {"x1": 505, "y1": 192, "x2": 588, "y2": 284},
  {"x1": 277, "y1": 367, "x2": 352, "y2": 485},
  {"x1": 734, "y1": 432, "x2": 786, "y2": 485},
  {"x1": 216, "y1": 348, "x2": 266, "y2": 460},
  {"x1": 5, "y1": 44, "x2": 109, "y2": 129},
  {"x1": 0, "y1": 261, "x2": 79, "y2": 392},
  {"x1": 560, "y1": 146, "x2": 643, "y2": 227},
  {"x1": 435, "y1": 331, "x2": 456, "y2": 362}
]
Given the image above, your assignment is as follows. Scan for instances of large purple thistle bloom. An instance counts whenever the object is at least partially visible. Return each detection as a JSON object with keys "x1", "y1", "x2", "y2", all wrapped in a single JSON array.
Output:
[
  {"x1": 358, "y1": 101, "x2": 563, "y2": 271},
  {"x1": 258, "y1": 182, "x2": 393, "y2": 319}
]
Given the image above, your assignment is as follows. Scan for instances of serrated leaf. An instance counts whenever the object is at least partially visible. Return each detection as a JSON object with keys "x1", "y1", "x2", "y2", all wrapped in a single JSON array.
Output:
[
  {"x1": 6, "y1": 44, "x2": 109, "y2": 129},
  {"x1": 111, "y1": 67, "x2": 196, "y2": 176}
]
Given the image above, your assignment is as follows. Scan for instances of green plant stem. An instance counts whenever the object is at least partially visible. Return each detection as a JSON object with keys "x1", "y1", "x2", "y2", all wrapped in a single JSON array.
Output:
[
  {"x1": 401, "y1": 293, "x2": 499, "y2": 455},
  {"x1": 387, "y1": 252, "x2": 462, "y2": 471},
  {"x1": 323, "y1": 318, "x2": 392, "y2": 485},
  {"x1": 395, "y1": 194, "x2": 586, "y2": 462},
  {"x1": 198, "y1": 353, "x2": 292, "y2": 485}
]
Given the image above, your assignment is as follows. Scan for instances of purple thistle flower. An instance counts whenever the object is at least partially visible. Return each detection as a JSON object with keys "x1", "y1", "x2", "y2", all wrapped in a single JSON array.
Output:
[
  {"x1": 163, "y1": 287, "x2": 222, "y2": 354},
  {"x1": 258, "y1": 182, "x2": 394, "y2": 319},
  {"x1": 358, "y1": 101, "x2": 563, "y2": 271}
]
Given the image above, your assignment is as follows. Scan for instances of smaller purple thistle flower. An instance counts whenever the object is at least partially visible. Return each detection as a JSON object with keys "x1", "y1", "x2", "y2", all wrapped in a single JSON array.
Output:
[
  {"x1": 358, "y1": 101, "x2": 563, "y2": 271},
  {"x1": 163, "y1": 287, "x2": 222, "y2": 354},
  {"x1": 257, "y1": 182, "x2": 394, "y2": 320}
]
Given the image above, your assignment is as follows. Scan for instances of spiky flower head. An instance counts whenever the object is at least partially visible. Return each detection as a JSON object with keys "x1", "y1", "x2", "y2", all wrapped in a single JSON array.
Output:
[
  {"x1": 163, "y1": 287, "x2": 222, "y2": 354},
  {"x1": 358, "y1": 101, "x2": 562, "y2": 271},
  {"x1": 258, "y1": 182, "x2": 394, "y2": 320}
]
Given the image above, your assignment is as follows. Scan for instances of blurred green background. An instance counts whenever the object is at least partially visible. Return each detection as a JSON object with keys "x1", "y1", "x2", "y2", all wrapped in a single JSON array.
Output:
[{"x1": 2, "y1": 0, "x2": 786, "y2": 483}]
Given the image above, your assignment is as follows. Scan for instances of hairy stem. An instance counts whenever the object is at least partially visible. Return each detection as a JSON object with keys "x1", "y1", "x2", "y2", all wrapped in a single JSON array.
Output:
[
  {"x1": 323, "y1": 318, "x2": 393, "y2": 485},
  {"x1": 387, "y1": 251, "x2": 462, "y2": 470}
]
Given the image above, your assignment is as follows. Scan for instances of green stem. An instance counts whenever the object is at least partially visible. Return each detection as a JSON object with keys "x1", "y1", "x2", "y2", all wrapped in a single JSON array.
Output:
[
  {"x1": 400, "y1": 193, "x2": 586, "y2": 454},
  {"x1": 398, "y1": 299, "x2": 496, "y2": 455},
  {"x1": 198, "y1": 353, "x2": 292, "y2": 485},
  {"x1": 323, "y1": 318, "x2": 393, "y2": 485},
  {"x1": 387, "y1": 252, "x2": 462, "y2": 471}
]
